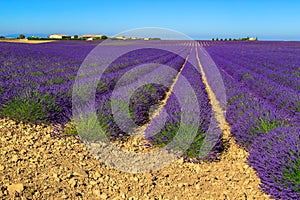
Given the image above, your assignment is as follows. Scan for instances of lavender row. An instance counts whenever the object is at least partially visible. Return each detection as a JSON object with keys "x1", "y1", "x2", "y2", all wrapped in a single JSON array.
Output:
[
  {"x1": 204, "y1": 43, "x2": 299, "y2": 119},
  {"x1": 248, "y1": 127, "x2": 300, "y2": 200},
  {"x1": 203, "y1": 41, "x2": 299, "y2": 199},
  {"x1": 127, "y1": 54, "x2": 188, "y2": 126},
  {"x1": 212, "y1": 49, "x2": 300, "y2": 92},
  {"x1": 145, "y1": 47, "x2": 223, "y2": 162},
  {"x1": 213, "y1": 55, "x2": 300, "y2": 115},
  {"x1": 203, "y1": 42, "x2": 297, "y2": 148}
]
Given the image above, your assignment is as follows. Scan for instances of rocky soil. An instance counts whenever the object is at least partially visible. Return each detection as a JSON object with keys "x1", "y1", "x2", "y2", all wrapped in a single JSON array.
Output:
[{"x1": 0, "y1": 117, "x2": 271, "y2": 199}]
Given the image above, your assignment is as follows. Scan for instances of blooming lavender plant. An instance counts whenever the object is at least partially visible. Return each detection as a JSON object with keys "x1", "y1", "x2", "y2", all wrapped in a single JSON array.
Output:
[{"x1": 248, "y1": 127, "x2": 300, "y2": 200}]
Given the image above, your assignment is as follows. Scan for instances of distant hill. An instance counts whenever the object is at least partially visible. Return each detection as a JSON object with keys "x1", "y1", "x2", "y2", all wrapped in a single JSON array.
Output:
[{"x1": 4, "y1": 33, "x2": 50, "y2": 38}]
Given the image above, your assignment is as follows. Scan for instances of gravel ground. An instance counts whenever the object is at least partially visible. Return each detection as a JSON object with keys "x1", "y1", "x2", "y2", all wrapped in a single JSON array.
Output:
[{"x1": 0, "y1": 118, "x2": 270, "y2": 199}]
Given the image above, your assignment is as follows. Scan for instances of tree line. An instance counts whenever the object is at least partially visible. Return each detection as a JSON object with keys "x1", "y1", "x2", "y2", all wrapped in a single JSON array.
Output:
[{"x1": 212, "y1": 36, "x2": 258, "y2": 41}]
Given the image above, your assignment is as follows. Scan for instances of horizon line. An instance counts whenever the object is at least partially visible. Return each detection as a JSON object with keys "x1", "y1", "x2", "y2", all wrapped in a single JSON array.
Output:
[{"x1": 1, "y1": 33, "x2": 300, "y2": 42}]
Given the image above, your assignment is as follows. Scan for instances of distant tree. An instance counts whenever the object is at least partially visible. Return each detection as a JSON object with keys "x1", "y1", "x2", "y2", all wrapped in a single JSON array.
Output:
[
  {"x1": 212, "y1": 38, "x2": 215, "y2": 41},
  {"x1": 101, "y1": 35, "x2": 108, "y2": 40},
  {"x1": 62, "y1": 36, "x2": 71, "y2": 40},
  {"x1": 150, "y1": 37, "x2": 161, "y2": 40},
  {"x1": 224, "y1": 38, "x2": 228, "y2": 41},
  {"x1": 255, "y1": 37, "x2": 258, "y2": 41},
  {"x1": 241, "y1": 36, "x2": 250, "y2": 41},
  {"x1": 27, "y1": 36, "x2": 37, "y2": 40},
  {"x1": 74, "y1": 35, "x2": 79, "y2": 39},
  {"x1": 229, "y1": 38, "x2": 232, "y2": 41},
  {"x1": 19, "y1": 34, "x2": 25, "y2": 39},
  {"x1": 220, "y1": 38, "x2": 223, "y2": 41},
  {"x1": 216, "y1": 38, "x2": 219, "y2": 41},
  {"x1": 0, "y1": 36, "x2": 5, "y2": 39}
]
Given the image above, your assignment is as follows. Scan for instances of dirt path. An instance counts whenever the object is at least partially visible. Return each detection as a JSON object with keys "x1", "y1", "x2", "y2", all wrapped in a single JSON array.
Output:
[
  {"x1": 195, "y1": 44, "x2": 270, "y2": 199},
  {"x1": 0, "y1": 39, "x2": 55, "y2": 44}
]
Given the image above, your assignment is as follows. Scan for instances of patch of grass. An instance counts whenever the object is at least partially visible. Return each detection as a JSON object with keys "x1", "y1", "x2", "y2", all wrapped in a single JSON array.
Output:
[
  {"x1": 53, "y1": 77, "x2": 66, "y2": 84},
  {"x1": 292, "y1": 71, "x2": 299, "y2": 77},
  {"x1": 269, "y1": 74, "x2": 275, "y2": 79},
  {"x1": 296, "y1": 102, "x2": 300, "y2": 112},
  {"x1": 36, "y1": 65, "x2": 46, "y2": 68},
  {"x1": 53, "y1": 69, "x2": 65, "y2": 73},
  {"x1": 63, "y1": 122, "x2": 78, "y2": 135},
  {"x1": 54, "y1": 62, "x2": 61, "y2": 66},
  {"x1": 150, "y1": 119, "x2": 205, "y2": 159},
  {"x1": 31, "y1": 82, "x2": 37, "y2": 88},
  {"x1": 255, "y1": 118, "x2": 285, "y2": 134},
  {"x1": 45, "y1": 77, "x2": 66, "y2": 85},
  {"x1": 31, "y1": 71, "x2": 44, "y2": 76},
  {"x1": 228, "y1": 94, "x2": 245, "y2": 104},
  {"x1": 151, "y1": 122, "x2": 179, "y2": 146},
  {"x1": 183, "y1": 132, "x2": 205, "y2": 158},
  {"x1": 96, "y1": 81, "x2": 108, "y2": 95},
  {"x1": 73, "y1": 113, "x2": 109, "y2": 141},
  {"x1": 143, "y1": 84, "x2": 157, "y2": 94},
  {"x1": 67, "y1": 74, "x2": 76, "y2": 81},
  {"x1": 9, "y1": 73, "x2": 18, "y2": 79},
  {"x1": 92, "y1": 63, "x2": 99, "y2": 67},
  {"x1": 242, "y1": 72, "x2": 252, "y2": 80},
  {"x1": 3, "y1": 61, "x2": 12, "y2": 66},
  {"x1": 45, "y1": 80, "x2": 53, "y2": 86},
  {"x1": 282, "y1": 156, "x2": 300, "y2": 192},
  {"x1": 0, "y1": 91, "x2": 61, "y2": 123}
]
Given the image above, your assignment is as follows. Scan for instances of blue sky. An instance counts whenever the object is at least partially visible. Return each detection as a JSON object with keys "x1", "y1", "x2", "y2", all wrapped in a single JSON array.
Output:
[{"x1": 1, "y1": 0, "x2": 300, "y2": 40}]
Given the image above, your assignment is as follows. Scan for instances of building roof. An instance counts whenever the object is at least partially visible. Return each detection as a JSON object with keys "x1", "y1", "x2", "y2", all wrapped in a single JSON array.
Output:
[
  {"x1": 50, "y1": 34, "x2": 68, "y2": 36},
  {"x1": 82, "y1": 34, "x2": 103, "y2": 38}
]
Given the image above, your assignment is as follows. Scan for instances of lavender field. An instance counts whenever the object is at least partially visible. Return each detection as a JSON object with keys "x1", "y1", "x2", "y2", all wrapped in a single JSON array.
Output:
[{"x1": 0, "y1": 40, "x2": 299, "y2": 199}]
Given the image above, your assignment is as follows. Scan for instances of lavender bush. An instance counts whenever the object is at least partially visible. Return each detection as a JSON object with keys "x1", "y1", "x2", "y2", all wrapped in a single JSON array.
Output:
[{"x1": 248, "y1": 127, "x2": 300, "y2": 200}]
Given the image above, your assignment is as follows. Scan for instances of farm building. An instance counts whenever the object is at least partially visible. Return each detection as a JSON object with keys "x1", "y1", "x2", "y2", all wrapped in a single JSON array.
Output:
[
  {"x1": 49, "y1": 34, "x2": 71, "y2": 39},
  {"x1": 116, "y1": 35, "x2": 126, "y2": 40},
  {"x1": 82, "y1": 34, "x2": 104, "y2": 40}
]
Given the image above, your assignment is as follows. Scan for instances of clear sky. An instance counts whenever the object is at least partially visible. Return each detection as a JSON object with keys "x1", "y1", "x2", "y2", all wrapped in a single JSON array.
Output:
[{"x1": 1, "y1": 0, "x2": 300, "y2": 40}]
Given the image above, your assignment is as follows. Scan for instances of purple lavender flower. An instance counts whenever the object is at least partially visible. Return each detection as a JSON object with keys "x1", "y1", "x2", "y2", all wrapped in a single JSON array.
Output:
[{"x1": 248, "y1": 127, "x2": 300, "y2": 200}]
